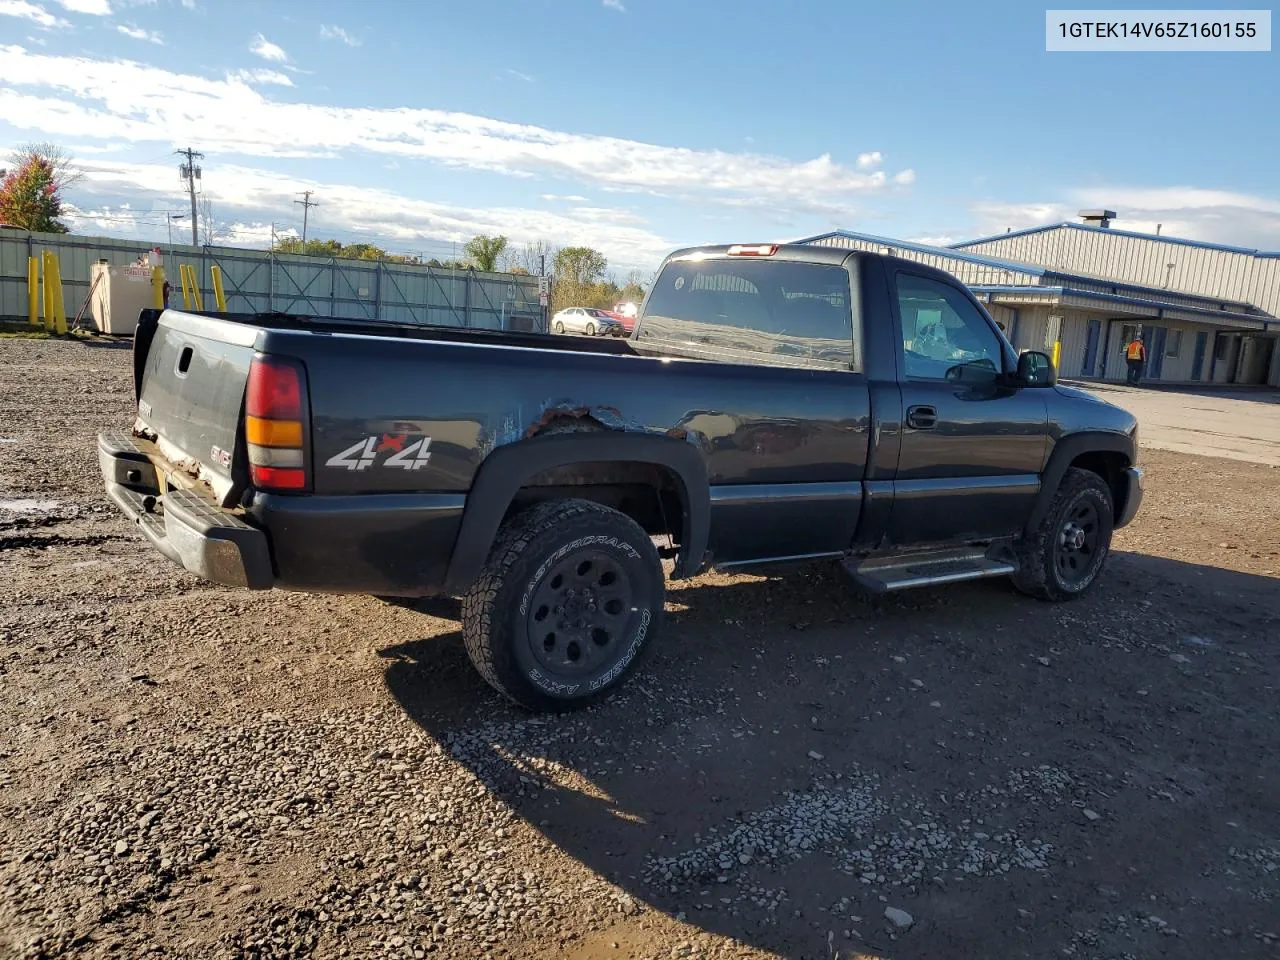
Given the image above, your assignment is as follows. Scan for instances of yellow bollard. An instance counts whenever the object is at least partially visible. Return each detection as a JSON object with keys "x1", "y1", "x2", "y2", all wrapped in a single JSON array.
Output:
[
  {"x1": 47, "y1": 254, "x2": 68, "y2": 335},
  {"x1": 188, "y1": 264, "x2": 204, "y2": 311},
  {"x1": 1052, "y1": 340, "x2": 1062, "y2": 370},
  {"x1": 27, "y1": 256, "x2": 40, "y2": 326},
  {"x1": 211, "y1": 265, "x2": 227, "y2": 311},
  {"x1": 151, "y1": 265, "x2": 166, "y2": 309},
  {"x1": 178, "y1": 263, "x2": 193, "y2": 309},
  {"x1": 41, "y1": 251, "x2": 54, "y2": 331}
]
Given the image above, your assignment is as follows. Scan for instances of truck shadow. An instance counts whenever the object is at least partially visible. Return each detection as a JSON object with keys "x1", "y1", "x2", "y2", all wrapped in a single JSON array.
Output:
[{"x1": 379, "y1": 553, "x2": 1277, "y2": 957}]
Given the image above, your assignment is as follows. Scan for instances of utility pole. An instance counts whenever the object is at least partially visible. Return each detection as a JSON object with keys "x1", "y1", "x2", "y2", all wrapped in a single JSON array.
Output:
[
  {"x1": 294, "y1": 190, "x2": 318, "y2": 243},
  {"x1": 175, "y1": 147, "x2": 203, "y2": 246}
]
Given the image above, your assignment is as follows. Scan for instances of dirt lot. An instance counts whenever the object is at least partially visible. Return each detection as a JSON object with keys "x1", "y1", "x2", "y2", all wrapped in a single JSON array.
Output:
[{"x1": 2, "y1": 336, "x2": 1278, "y2": 960}]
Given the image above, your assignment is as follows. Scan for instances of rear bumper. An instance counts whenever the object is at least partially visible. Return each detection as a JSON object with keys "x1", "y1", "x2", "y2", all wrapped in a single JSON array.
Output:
[
  {"x1": 100, "y1": 431, "x2": 465, "y2": 596},
  {"x1": 98, "y1": 432, "x2": 274, "y2": 589},
  {"x1": 1115, "y1": 466, "x2": 1144, "y2": 529}
]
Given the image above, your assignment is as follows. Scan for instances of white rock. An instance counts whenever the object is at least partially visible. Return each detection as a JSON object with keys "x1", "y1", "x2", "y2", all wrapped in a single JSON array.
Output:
[
  {"x1": 884, "y1": 906, "x2": 914, "y2": 928},
  {"x1": 1082, "y1": 808, "x2": 1100, "y2": 821},
  {"x1": 808, "y1": 751, "x2": 825, "y2": 761}
]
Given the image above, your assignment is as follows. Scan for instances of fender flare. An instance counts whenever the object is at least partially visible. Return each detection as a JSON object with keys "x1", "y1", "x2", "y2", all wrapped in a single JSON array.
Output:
[
  {"x1": 444, "y1": 432, "x2": 710, "y2": 592},
  {"x1": 1027, "y1": 431, "x2": 1134, "y2": 533}
]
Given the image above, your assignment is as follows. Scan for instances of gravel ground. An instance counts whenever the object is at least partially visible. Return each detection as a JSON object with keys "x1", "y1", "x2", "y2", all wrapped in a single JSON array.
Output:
[{"x1": 1, "y1": 336, "x2": 1278, "y2": 960}]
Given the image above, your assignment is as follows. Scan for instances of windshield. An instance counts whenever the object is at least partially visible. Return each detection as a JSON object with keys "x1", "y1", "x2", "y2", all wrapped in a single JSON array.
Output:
[{"x1": 637, "y1": 258, "x2": 859, "y2": 370}]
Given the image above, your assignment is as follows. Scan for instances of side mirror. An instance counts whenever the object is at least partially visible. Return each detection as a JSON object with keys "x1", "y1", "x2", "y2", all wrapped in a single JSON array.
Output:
[{"x1": 1015, "y1": 350, "x2": 1057, "y2": 387}]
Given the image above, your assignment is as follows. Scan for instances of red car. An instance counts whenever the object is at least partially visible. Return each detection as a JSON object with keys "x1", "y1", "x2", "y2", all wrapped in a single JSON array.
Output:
[{"x1": 603, "y1": 310, "x2": 635, "y2": 334}]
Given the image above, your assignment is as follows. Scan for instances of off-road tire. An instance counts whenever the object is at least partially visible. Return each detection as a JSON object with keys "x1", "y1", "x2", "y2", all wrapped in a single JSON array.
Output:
[
  {"x1": 1012, "y1": 467, "x2": 1115, "y2": 601},
  {"x1": 461, "y1": 498, "x2": 664, "y2": 711}
]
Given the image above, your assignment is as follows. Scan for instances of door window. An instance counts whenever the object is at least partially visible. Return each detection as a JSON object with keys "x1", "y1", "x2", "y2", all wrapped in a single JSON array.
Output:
[{"x1": 896, "y1": 274, "x2": 1003, "y2": 380}]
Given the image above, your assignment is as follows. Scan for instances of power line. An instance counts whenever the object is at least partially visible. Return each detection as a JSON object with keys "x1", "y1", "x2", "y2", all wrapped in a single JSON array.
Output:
[
  {"x1": 294, "y1": 190, "x2": 318, "y2": 243},
  {"x1": 175, "y1": 146, "x2": 203, "y2": 246}
]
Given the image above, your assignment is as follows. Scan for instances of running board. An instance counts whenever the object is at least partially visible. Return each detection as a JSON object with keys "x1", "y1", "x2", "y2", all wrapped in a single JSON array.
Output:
[{"x1": 843, "y1": 547, "x2": 1016, "y2": 593}]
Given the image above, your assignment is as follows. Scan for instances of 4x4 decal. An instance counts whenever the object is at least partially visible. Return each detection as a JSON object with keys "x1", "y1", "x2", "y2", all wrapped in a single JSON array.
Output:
[{"x1": 326, "y1": 434, "x2": 432, "y2": 471}]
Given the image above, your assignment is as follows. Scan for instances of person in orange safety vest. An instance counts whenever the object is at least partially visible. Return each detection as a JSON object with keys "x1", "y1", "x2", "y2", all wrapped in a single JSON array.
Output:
[{"x1": 1125, "y1": 335, "x2": 1146, "y2": 384}]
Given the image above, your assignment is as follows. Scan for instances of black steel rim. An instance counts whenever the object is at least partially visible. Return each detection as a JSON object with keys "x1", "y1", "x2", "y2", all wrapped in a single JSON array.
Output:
[
  {"x1": 525, "y1": 548, "x2": 637, "y2": 678},
  {"x1": 1056, "y1": 499, "x2": 1101, "y2": 584}
]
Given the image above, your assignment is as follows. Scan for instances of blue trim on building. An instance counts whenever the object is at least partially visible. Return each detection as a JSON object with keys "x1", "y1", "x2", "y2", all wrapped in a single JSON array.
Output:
[
  {"x1": 796, "y1": 229, "x2": 1261, "y2": 312},
  {"x1": 792, "y1": 230, "x2": 1048, "y2": 277},
  {"x1": 969, "y1": 284, "x2": 1268, "y2": 327},
  {"x1": 952, "y1": 221, "x2": 1279, "y2": 258}
]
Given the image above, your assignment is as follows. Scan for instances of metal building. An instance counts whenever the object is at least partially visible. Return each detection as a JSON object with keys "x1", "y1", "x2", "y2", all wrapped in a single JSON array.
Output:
[
  {"x1": 0, "y1": 229, "x2": 545, "y2": 331},
  {"x1": 800, "y1": 219, "x2": 1280, "y2": 388}
]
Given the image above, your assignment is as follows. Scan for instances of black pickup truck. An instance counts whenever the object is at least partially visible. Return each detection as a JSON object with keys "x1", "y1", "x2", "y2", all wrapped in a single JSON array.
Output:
[{"x1": 101, "y1": 243, "x2": 1142, "y2": 710}]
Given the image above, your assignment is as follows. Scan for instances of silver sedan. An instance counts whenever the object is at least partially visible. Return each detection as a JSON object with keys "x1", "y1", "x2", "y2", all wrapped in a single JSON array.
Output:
[{"x1": 551, "y1": 307, "x2": 625, "y2": 337}]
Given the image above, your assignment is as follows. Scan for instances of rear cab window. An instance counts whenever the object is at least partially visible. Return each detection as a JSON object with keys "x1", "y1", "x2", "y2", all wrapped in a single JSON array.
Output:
[{"x1": 636, "y1": 258, "x2": 861, "y2": 371}]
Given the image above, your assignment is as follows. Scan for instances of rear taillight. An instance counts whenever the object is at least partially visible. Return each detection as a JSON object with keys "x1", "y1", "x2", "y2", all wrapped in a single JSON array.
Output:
[{"x1": 245, "y1": 356, "x2": 308, "y2": 492}]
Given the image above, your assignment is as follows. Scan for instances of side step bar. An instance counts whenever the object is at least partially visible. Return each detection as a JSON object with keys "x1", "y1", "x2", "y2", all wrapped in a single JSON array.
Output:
[{"x1": 843, "y1": 547, "x2": 1016, "y2": 593}]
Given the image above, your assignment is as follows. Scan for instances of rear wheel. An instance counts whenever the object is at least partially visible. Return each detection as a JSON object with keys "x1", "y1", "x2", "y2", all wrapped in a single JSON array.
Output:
[
  {"x1": 554, "y1": 321, "x2": 565, "y2": 334},
  {"x1": 461, "y1": 499, "x2": 664, "y2": 710},
  {"x1": 1012, "y1": 467, "x2": 1114, "y2": 601},
  {"x1": 585, "y1": 322, "x2": 596, "y2": 336}
]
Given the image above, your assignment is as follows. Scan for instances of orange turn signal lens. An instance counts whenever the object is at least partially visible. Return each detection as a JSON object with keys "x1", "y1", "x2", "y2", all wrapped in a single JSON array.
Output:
[{"x1": 245, "y1": 415, "x2": 303, "y2": 448}]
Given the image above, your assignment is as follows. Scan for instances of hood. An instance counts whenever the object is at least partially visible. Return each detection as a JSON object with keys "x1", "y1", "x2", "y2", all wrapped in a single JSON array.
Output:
[
  {"x1": 1051, "y1": 383, "x2": 1139, "y2": 440},
  {"x1": 1054, "y1": 383, "x2": 1106, "y2": 403}
]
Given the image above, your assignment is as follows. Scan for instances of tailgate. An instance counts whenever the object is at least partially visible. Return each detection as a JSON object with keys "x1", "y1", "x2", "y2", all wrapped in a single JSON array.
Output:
[{"x1": 136, "y1": 311, "x2": 261, "y2": 505}]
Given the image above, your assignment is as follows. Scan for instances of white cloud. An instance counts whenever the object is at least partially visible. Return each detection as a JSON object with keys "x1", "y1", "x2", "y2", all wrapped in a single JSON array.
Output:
[
  {"x1": 249, "y1": 34, "x2": 288, "y2": 62},
  {"x1": 893, "y1": 169, "x2": 916, "y2": 186},
  {"x1": 0, "y1": 47, "x2": 910, "y2": 218},
  {"x1": 0, "y1": 1, "x2": 69, "y2": 28},
  {"x1": 227, "y1": 68, "x2": 293, "y2": 88},
  {"x1": 52, "y1": 156, "x2": 675, "y2": 269},
  {"x1": 115, "y1": 23, "x2": 162, "y2": 43},
  {"x1": 907, "y1": 234, "x2": 958, "y2": 247},
  {"x1": 504, "y1": 68, "x2": 534, "y2": 83},
  {"x1": 319, "y1": 23, "x2": 359, "y2": 46},
  {"x1": 541, "y1": 194, "x2": 589, "y2": 202},
  {"x1": 54, "y1": 0, "x2": 109, "y2": 12},
  {"x1": 603, "y1": 0, "x2": 625, "y2": 10},
  {"x1": 856, "y1": 151, "x2": 882, "y2": 170}
]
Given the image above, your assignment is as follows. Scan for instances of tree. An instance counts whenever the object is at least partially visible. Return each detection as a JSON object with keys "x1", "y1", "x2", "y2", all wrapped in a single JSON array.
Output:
[
  {"x1": 554, "y1": 246, "x2": 607, "y2": 286},
  {"x1": 341, "y1": 242, "x2": 387, "y2": 261},
  {"x1": 464, "y1": 234, "x2": 508, "y2": 272},
  {"x1": 514, "y1": 239, "x2": 555, "y2": 276},
  {"x1": 199, "y1": 196, "x2": 217, "y2": 245},
  {"x1": 619, "y1": 280, "x2": 646, "y2": 304},
  {"x1": 0, "y1": 143, "x2": 82, "y2": 233}
]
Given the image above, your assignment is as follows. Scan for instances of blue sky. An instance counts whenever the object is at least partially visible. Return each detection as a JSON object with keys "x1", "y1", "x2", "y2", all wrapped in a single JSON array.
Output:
[{"x1": 1, "y1": 0, "x2": 1277, "y2": 271}]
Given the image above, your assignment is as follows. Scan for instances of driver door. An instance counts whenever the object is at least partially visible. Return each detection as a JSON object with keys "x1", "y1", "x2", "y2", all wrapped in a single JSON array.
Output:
[{"x1": 888, "y1": 269, "x2": 1050, "y2": 545}]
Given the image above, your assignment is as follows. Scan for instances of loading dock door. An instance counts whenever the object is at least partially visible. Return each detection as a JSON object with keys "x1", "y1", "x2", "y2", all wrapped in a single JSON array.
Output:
[
  {"x1": 1081, "y1": 318, "x2": 1101, "y2": 376},
  {"x1": 1190, "y1": 332, "x2": 1209, "y2": 380},
  {"x1": 1144, "y1": 325, "x2": 1167, "y2": 380}
]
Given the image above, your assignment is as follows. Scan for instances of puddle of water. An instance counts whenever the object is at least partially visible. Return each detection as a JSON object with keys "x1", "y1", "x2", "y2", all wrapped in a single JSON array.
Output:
[{"x1": 0, "y1": 499, "x2": 63, "y2": 514}]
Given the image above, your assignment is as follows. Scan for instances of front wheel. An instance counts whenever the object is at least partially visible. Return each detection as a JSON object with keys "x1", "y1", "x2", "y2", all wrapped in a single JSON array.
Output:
[
  {"x1": 461, "y1": 499, "x2": 664, "y2": 710},
  {"x1": 554, "y1": 321, "x2": 565, "y2": 334},
  {"x1": 584, "y1": 322, "x2": 596, "y2": 336},
  {"x1": 1012, "y1": 467, "x2": 1114, "y2": 601}
]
